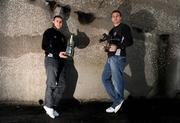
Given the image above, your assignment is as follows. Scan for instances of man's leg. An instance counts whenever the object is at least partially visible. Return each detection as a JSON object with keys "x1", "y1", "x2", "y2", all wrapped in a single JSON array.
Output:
[
  {"x1": 110, "y1": 56, "x2": 126, "y2": 108},
  {"x1": 102, "y1": 60, "x2": 117, "y2": 103},
  {"x1": 45, "y1": 86, "x2": 54, "y2": 108},
  {"x1": 53, "y1": 66, "x2": 66, "y2": 107},
  {"x1": 44, "y1": 57, "x2": 59, "y2": 118},
  {"x1": 44, "y1": 57, "x2": 59, "y2": 107}
]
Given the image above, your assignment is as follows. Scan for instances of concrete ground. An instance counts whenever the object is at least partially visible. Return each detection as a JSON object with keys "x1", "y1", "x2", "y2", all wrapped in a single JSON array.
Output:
[{"x1": 0, "y1": 97, "x2": 180, "y2": 123}]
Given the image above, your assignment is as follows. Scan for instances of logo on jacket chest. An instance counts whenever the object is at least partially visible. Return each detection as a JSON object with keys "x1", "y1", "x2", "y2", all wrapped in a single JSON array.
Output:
[
  {"x1": 53, "y1": 35, "x2": 57, "y2": 39},
  {"x1": 113, "y1": 31, "x2": 117, "y2": 37}
]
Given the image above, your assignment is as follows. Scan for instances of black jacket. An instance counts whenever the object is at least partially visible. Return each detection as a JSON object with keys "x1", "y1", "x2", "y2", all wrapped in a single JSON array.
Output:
[
  {"x1": 108, "y1": 23, "x2": 133, "y2": 56},
  {"x1": 42, "y1": 27, "x2": 67, "y2": 57}
]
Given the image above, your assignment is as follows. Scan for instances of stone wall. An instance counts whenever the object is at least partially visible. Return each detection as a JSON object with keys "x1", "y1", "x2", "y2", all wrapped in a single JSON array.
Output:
[{"x1": 0, "y1": 0, "x2": 180, "y2": 104}]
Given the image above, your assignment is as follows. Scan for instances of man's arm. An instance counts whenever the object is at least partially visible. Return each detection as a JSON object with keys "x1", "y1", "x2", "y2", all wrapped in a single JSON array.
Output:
[
  {"x1": 42, "y1": 30, "x2": 52, "y2": 53},
  {"x1": 121, "y1": 24, "x2": 133, "y2": 48}
]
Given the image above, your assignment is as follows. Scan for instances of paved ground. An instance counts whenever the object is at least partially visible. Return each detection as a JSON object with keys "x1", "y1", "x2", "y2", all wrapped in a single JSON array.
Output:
[{"x1": 0, "y1": 97, "x2": 180, "y2": 123}]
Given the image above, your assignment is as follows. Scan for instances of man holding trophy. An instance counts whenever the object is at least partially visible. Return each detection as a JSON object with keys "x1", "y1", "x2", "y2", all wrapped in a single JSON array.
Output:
[
  {"x1": 100, "y1": 10, "x2": 133, "y2": 113},
  {"x1": 42, "y1": 15, "x2": 75, "y2": 119}
]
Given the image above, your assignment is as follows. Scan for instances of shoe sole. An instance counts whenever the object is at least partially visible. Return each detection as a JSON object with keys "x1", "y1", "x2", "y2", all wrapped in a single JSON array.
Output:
[
  {"x1": 46, "y1": 112, "x2": 55, "y2": 119},
  {"x1": 106, "y1": 111, "x2": 114, "y2": 113},
  {"x1": 114, "y1": 100, "x2": 124, "y2": 113},
  {"x1": 106, "y1": 107, "x2": 115, "y2": 113}
]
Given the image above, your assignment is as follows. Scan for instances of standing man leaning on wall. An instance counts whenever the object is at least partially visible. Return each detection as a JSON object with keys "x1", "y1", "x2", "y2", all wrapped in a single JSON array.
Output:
[
  {"x1": 101, "y1": 10, "x2": 133, "y2": 113},
  {"x1": 42, "y1": 15, "x2": 67, "y2": 119}
]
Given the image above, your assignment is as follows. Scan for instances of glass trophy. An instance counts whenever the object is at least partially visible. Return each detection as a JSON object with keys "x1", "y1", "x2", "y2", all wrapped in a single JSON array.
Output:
[{"x1": 65, "y1": 34, "x2": 74, "y2": 57}]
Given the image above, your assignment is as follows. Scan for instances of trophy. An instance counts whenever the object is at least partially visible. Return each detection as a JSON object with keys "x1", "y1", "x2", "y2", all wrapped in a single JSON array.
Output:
[{"x1": 65, "y1": 33, "x2": 75, "y2": 57}]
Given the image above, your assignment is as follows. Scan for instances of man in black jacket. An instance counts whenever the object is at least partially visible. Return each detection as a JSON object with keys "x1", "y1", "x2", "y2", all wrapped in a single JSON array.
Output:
[
  {"x1": 42, "y1": 15, "x2": 67, "y2": 119},
  {"x1": 101, "y1": 10, "x2": 133, "y2": 113}
]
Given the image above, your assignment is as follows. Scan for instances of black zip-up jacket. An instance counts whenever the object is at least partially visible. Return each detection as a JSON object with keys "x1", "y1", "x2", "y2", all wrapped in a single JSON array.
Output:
[
  {"x1": 108, "y1": 23, "x2": 133, "y2": 57},
  {"x1": 42, "y1": 27, "x2": 67, "y2": 57}
]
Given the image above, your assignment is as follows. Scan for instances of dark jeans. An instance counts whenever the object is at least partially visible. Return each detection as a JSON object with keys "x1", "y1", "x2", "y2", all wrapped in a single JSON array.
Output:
[
  {"x1": 102, "y1": 55, "x2": 126, "y2": 108},
  {"x1": 44, "y1": 56, "x2": 65, "y2": 108}
]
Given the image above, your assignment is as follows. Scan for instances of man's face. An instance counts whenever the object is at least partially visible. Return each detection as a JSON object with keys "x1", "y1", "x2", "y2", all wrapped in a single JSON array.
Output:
[
  {"x1": 111, "y1": 12, "x2": 122, "y2": 26},
  {"x1": 53, "y1": 17, "x2": 62, "y2": 29}
]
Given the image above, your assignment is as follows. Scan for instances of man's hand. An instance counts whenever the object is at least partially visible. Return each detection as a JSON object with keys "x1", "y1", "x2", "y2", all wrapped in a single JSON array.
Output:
[
  {"x1": 109, "y1": 44, "x2": 117, "y2": 52},
  {"x1": 59, "y1": 52, "x2": 67, "y2": 58}
]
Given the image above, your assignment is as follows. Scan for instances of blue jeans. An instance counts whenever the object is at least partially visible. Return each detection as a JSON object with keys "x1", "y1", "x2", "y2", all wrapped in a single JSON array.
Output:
[{"x1": 102, "y1": 55, "x2": 126, "y2": 108}]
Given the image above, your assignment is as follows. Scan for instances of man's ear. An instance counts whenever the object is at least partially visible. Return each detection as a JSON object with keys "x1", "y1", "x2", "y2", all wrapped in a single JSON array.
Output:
[{"x1": 52, "y1": 21, "x2": 55, "y2": 26}]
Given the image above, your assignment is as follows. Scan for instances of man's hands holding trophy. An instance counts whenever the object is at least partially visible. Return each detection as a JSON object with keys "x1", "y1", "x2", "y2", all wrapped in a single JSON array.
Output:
[
  {"x1": 99, "y1": 33, "x2": 118, "y2": 52},
  {"x1": 59, "y1": 33, "x2": 75, "y2": 59}
]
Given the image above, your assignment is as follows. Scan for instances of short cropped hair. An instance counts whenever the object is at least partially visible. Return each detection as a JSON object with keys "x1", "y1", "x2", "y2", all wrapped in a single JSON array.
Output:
[
  {"x1": 53, "y1": 15, "x2": 63, "y2": 20},
  {"x1": 111, "y1": 10, "x2": 122, "y2": 17}
]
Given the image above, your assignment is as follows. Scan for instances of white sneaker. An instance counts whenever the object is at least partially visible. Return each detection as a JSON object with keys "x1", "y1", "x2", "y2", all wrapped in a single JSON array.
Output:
[
  {"x1": 114, "y1": 100, "x2": 124, "y2": 113},
  {"x1": 54, "y1": 110, "x2": 59, "y2": 117},
  {"x1": 106, "y1": 107, "x2": 115, "y2": 113},
  {"x1": 43, "y1": 105, "x2": 55, "y2": 119}
]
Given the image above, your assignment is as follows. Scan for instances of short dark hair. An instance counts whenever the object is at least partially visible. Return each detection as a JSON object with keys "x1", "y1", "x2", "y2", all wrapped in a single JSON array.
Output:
[
  {"x1": 111, "y1": 10, "x2": 122, "y2": 17},
  {"x1": 53, "y1": 15, "x2": 63, "y2": 20}
]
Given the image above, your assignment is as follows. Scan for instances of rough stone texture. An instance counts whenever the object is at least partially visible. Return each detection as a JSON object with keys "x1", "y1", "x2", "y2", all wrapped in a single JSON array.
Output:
[{"x1": 0, "y1": 0, "x2": 180, "y2": 104}]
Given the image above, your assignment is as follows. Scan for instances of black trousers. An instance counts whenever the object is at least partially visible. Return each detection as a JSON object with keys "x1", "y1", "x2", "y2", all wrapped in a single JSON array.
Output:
[{"x1": 44, "y1": 56, "x2": 65, "y2": 108}]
